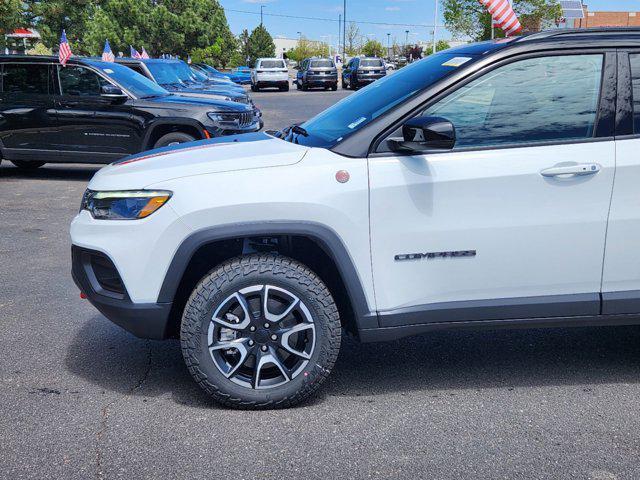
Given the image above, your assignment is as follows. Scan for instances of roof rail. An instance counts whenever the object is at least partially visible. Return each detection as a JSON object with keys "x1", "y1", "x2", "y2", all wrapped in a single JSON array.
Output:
[{"x1": 513, "y1": 27, "x2": 640, "y2": 43}]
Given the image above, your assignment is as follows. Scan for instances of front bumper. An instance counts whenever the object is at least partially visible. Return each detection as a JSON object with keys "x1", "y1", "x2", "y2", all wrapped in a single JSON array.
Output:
[{"x1": 72, "y1": 246, "x2": 172, "y2": 339}]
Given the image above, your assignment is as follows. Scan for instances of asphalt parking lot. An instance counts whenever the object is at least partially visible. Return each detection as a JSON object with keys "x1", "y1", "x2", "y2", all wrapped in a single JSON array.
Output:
[{"x1": 2, "y1": 87, "x2": 640, "y2": 480}]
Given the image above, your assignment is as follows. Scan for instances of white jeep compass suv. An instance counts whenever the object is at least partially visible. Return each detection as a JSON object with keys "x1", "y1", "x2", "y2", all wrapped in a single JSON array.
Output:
[{"x1": 71, "y1": 29, "x2": 640, "y2": 409}]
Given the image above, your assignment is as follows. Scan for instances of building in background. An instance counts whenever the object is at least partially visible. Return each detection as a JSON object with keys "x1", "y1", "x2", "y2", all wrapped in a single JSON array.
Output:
[
  {"x1": 572, "y1": 4, "x2": 640, "y2": 28},
  {"x1": 273, "y1": 36, "x2": 325, "y2": 59},
  {"x1": 4, "y1": 28, "x2": 40, "y2": 54}
]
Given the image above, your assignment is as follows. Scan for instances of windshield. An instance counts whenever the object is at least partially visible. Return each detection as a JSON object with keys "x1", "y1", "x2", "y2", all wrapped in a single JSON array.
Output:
[
  {"x1": 310, "y1": 60, "x2": 334, "y2": 68},
  {"x1": 87, "y1": 60, "x2": 169, "y2": 98},
  {"x1": 190, "y1": 66, "x2": 209, "y2": 82},
  {"x1": 145, "y1": 62, "x2": 184, "y2": 85},
  {"x1": 297, "y1": 53, "x2": 478, "y2": 148},
  {"x1": 360, "y1": 59, "x2": 383, "y2": 68}
]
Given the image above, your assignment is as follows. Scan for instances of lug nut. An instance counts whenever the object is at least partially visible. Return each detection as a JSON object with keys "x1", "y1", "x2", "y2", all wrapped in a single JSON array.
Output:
[
  {"x1": 271, "y1": 334, "x2": 277, "y2": 341},
  {"x1": 264, "y1": 322, "x2": 270, "y2": 328},
  {"x1": 249, "y1": 326, "x2": 256, "y2": 332},
  {"x1": 261, "y1": 345, "x2": 268, "y2": 352},
  {"x1": 248, "y1": 340, "x2": 255, "y2": 346}
]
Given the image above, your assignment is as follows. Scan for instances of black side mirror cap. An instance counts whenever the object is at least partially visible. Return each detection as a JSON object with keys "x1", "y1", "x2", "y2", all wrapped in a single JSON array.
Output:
[
  {"x1": 100, "y1": 84, "x2": 126, "y2": 97},
  {"x1": 389, "y1": 116, "x2": 456, "y2": 153}
]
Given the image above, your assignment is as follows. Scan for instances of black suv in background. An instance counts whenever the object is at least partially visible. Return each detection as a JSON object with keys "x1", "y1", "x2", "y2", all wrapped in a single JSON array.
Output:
[
  {"x1": 0, "y1": 56, "x2": 260, "y2": 169},
  {"x1": 342, "y1": 57, "x2": 386, "y2": 90},
  {"x1": 295, "y1": 57, "x2": 338, "y2": 91}
]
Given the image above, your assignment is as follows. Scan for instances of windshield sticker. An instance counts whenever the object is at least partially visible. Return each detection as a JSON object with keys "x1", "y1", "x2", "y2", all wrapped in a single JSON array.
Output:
[
  {"x1": 442, "y1": 57, "x2": 472, "y2": 68},
  {"x1": 348, "y1": 117, "x2": 367, "y2": 129},
  {"x1": 103, "y1": 68, "x2": 114, "y2": 74}
]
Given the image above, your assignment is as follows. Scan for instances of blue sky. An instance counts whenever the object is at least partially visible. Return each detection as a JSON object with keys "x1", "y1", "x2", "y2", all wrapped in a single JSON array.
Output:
[{"x1": 219, "y1": 0, "x2": 640, "y2": 45}]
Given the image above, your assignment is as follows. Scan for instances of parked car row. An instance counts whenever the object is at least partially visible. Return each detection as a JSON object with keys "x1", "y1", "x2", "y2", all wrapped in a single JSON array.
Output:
[
  {"x1": 252, "y1": 56, "x2": 388, "y2": 92},
  {"x1": 0, "y1": 55, "x2": 262, "y2": 169}
]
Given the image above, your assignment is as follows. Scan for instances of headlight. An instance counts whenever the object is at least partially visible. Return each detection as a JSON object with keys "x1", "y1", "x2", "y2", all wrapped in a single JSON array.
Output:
[{"x1": 80, "y1": 190, "x2": 172, "y2": 220}]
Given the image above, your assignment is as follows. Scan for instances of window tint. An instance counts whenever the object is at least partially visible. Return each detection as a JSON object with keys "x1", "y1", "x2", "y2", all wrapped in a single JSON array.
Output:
[
  {"x1": 628, "y1": 54, "x2": 640, "y2": 133},
  {"x1": 423, "y1": 54, "x2": 603, "y2": 148},
  {"x1": 3, "y1": 64, "x2": 48, "y2": 94},
  {"x1": 361, "y1": 59, "x2": 383, "y2": 68},
  {"x1": 260, "y1": 60, "x2": 285, "y2": 69},
  {"x1": 59, "y1": 66, "x2": 107, "y2": 96},
  {"x1": 310, "y1": 60, "x2": 334, "y2": 68}
]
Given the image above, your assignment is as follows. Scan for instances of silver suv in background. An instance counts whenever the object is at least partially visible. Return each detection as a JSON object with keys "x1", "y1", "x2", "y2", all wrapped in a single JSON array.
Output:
[
  {"x1": 251, "y1": 58, "x2": 290, "y2": 92},
  {"x1": 295, "y1": 58, "x2": 338, "y2": 91}
]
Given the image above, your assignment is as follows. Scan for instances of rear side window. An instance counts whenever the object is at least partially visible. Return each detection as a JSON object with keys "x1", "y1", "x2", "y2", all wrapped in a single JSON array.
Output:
[
  {"x1": 59, "y1": 66, "x2": 108, "y2": 96},
  {"x1": 628, "y1": 54, "x2": 640, "y2": 133},
  {"x1": 2, "y1": 64, "x2": 49, "y2": 94},
  {"x1": 259, "y1": 60, "x2": 285, "y2": 69}
]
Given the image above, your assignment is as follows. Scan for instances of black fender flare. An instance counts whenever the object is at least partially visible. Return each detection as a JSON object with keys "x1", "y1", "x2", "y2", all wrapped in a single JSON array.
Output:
[
  {"x1": 142, "y1": 118, "x2": 207, "y2": 149},
  {"x1": 157, "y1": 221, "x2": 377, "y2": 329}
]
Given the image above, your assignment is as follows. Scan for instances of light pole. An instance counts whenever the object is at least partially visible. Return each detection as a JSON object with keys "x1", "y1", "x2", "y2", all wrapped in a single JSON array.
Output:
[
  {"x1": 405, "y1": 30, "x2": 409, "y2": 49},
  {"x1": 260, "y1": 5, "x2": 266, "y2": 26},
  {"x1": 343, "y1": 0, "x2": 347, "y2": 62},
  {"x1": 386, "y1": 33, "x2": 391, "y2": 59},
  {"x1": 432, "y1": 0, "x2": 438, "y2": 54}
]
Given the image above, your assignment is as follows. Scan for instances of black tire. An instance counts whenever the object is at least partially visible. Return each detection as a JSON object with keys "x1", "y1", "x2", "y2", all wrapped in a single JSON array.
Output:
[
  {"x1": 153, "y1": 132, "x2": 196, "y2": 149},
  {"x1": 331, "y1": 84, "x2": 338, "y2": 91},
  {"x1": 295, "y1": 81, "x2": 301, "y2": 90},
  {"x1": 10, "y1": 160, "x2": 45, "y2": 170},
  {"x1": 302, "y1": 82, "x2": 308, "y2": 91},
  {"x1": 250, "y1": 84, "x2": 257, "y2": 92},
  {"x1": 341, "y1": 79, "x2": 347, "y2": 89},
  {"x1": 280, "y1": 83, "x2": 289, "y2": 92},
  {"x1": 180, "y1": 254, "x2": 341, "y2": 409}
]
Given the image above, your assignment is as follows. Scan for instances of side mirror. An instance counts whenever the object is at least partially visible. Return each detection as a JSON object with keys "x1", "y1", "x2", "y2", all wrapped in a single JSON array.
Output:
[
  {"x1": 100, "y1": 84, "x2": 127, "y2": 101},
  {"x1": 389, "y1": 116, "x2": 456, "y2": 153}
]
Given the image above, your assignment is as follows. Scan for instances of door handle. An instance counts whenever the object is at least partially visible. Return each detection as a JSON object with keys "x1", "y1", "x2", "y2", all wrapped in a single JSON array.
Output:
[{"x1": 540, "y1": 163, "x2": 601, "y2": 178}]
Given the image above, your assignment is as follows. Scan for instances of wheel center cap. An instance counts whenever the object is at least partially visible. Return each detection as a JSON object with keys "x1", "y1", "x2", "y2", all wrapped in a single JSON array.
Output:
[{"x1": 254, "y1": 329, "x2": 270, "y2": 344}]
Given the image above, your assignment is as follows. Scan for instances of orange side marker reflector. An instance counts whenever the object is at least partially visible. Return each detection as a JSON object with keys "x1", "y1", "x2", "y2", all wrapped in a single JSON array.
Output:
[{"x1": 203, "y1": 130, "x2": 211, "y2": 139}]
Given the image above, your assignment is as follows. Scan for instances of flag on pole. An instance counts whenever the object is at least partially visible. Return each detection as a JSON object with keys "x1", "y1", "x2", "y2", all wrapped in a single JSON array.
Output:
[
  {"x1": 130, "y1": 45, "x2": 142, "y2": 59},
  {"x1": 102, "y1": 39, "x2": 115, "y2": 62},
  {"x1": 141, "y1": 47, "x2": 150, "y2": 59},
  {"x1": 479, "y1": 0, "x2": 522, "y2": 36},
  {"x1": 59, "y1": 30, "x2": 72, "y2": 66}
]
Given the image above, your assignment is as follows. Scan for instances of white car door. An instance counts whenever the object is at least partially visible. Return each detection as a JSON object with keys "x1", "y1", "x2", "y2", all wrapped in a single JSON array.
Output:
[
  {"x1": 369, "y1": 52, "x2": 616, "y2": 327},
  {"x1": 602, "y1": 51, "x2": 640, "y2": 314}
]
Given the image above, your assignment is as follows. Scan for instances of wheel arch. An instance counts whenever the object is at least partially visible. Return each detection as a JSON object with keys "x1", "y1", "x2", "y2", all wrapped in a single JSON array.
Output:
[
  {"x1": 143, "y1": 119, "x2": 207, "y2": 150},
  {"x1": 159, "y1": 222, "x2": 376, "y2": 337}
]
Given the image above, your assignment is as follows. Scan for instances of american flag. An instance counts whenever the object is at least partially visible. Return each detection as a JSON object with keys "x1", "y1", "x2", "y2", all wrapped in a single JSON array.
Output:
[
  {"x1": 141, "y1": 47, "x2": 150, "y2": 59},
  {"x1": 130, "y1": 45, "x2": 142, "y2": 59},
  {"x1": 102, "y1": 39, "x2": 115, "y2": 62},
  {"x1": 479, "y1": 0, "x2": 522, "y2": 36},
  {"x1": 59, "y1": 30, "x2": 72, "y2": 66}
]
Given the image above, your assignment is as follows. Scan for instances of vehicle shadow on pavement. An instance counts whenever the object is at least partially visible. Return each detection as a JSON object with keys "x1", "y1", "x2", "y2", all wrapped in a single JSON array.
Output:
[
  {"x1": 64, "y1": 318, "x2": 640, "y2": 409},
  {"x1": 0, "y1": 164, "x2": 99, "y2": 181}
]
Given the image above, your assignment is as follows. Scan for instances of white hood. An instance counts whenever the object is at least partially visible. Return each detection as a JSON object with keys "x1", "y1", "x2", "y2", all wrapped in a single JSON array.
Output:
[{"x1": 88, "y1": 136, "x2": 309, "y2": 191}]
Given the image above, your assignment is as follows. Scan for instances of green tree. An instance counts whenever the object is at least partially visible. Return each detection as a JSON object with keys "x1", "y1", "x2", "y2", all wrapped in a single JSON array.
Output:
[
  {"x1": 361, "y1": 39, "x2": 385, "y2": 58},
  {"x1": 443, "y1": 0, "x2": 561, "y2": 41},
  {"x1": 238, "y1": 28, "x2": 250, "y2": 64},
  {"x1": 84, "y1": 0, "x2": 235, "y2": 62},
  {"x1": 423, "y1": 39, "x2": 451, "y2": 56},
  {"x1": 286, "y1": 37, "x2": 330, "y2": 63},
  {"x1": 0, "y1": 0, "x2": 24, "y2": 50},
  {"x1": 247, "y1": 24, "x2": 275, "y2": 66},
  {"x1": 24, "y1": 0, "x2": 102, "y2": 54}
]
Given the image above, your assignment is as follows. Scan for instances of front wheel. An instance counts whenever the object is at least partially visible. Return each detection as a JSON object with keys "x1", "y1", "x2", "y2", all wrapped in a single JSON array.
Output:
[
  {"x1": 10, "y1": 160, "x2": 45, "y2": 170},
  {"x1": 153, "y1": 132, "x2": 196, "y2": 148},
  {"x1": 180, "y1": 254, "x2": 341, "y2": 409}
]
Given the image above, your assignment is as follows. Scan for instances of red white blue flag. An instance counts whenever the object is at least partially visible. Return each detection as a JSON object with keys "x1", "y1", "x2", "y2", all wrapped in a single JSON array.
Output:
[
  {"x1": 102, "y1": 39, "x2": 115, "y2": 62},
  {"x1": 59, "y1": 30, "x2": 72, "y2": 66},
  {"x1": 479, "y1": 0, "x2": 522, "y2": 36},
  {"x1": 130, "y1": 45, "x2": 142, "y2": 59},
  {"x1": 141, "y1": 47, "x2": 150, "y2": 59}
]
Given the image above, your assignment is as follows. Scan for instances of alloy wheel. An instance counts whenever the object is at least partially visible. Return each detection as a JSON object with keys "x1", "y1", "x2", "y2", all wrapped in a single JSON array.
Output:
[{"x1": 207, "y1": 284, "x2": 316, "y2": 390}]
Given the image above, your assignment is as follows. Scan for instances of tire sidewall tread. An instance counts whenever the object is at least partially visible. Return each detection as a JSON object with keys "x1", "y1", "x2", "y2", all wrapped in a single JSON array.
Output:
[{"x1": 180, "y1": 254, "x2": 341, "y2": 410}]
